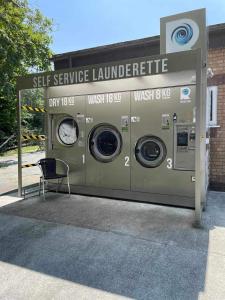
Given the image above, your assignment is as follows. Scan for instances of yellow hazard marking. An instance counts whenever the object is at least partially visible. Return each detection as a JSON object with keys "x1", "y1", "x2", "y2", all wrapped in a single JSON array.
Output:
[
  {"x1": 21, "y1": 105, "x2": 46, "y2": 113},
  {"x1": 22, "y1": 134, "x2": 46, "y2": 141},
  {"x1": 22, "y1": 163, "x2": 37, "y2": 168}
]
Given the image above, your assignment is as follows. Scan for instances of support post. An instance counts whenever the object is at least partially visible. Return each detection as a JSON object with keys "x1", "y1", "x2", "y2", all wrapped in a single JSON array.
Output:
[
  {"x1": 194, "y1": 50, "x2": 202, "y2": 227},
  {"x1": 17, "y1": 90, "x2": 22, "y2": 197},
  {"x1": 43, "y1": 87, "x2": 48, "y2": 157},
  {"x1": 194, "y1": 49, "x2": 207, "y2": 227}
]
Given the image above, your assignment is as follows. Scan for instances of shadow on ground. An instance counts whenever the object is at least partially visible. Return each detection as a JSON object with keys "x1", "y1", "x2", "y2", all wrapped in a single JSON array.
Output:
[{"x1": 0, "y1": 191, "x2": 225, "y2": 299}]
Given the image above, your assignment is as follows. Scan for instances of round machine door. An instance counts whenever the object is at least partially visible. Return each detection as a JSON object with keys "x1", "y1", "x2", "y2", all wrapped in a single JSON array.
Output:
[
  {"x1": 135, "y1": 136, "x2": 167, "y2": 168},
  {"x1": 89, "y1": 124, "x2": 122, "y2": 162},
  {"x1": 57, "y1": 117, "x2": 79, "y2": 146}
]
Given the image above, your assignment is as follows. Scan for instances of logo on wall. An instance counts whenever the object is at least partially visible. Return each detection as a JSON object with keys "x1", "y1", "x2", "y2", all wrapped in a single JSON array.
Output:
[
  {"x1": 180, "y1": 87, "x2": 191, "y2": 103},
  {"x1": 166, "y1": 18, "x2": 199, "y2": 53}
]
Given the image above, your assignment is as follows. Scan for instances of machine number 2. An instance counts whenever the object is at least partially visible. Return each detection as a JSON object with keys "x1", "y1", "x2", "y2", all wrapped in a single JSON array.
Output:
[
  {"x1": 125, "y1": 156, "x2": 130, "y2": 167},
  {"x1": 167, "y1": 158, "x2": 172, "y2": 169}
]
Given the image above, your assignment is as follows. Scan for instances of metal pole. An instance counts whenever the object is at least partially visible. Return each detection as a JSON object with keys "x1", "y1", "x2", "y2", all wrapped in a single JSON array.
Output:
[
  {"x1": 17, "y1": 89, "x2": 22, "y2": 197},
  {"x1": 194, "y1": 11, "x2": 207, "y2": 226},
  {"x1": 43, "y1": 87, "x2": 48, "y2": 157},
  {"x1": 201, "y1": 54, "x2": 208, "y2": 211},
  {"x1": 194, "y1": 50, "x2": 203, "y2": 227}
]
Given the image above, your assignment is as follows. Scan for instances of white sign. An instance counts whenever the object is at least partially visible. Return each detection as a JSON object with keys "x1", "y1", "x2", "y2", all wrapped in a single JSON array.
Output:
[
  {"x1": 32, "y1": 58, "x2": 169, "y2": 88},
  {"x1": 134, "y1": 88, "x2": 171, "y2": 102},
  {"x1": 48, "y1": 96, "x2": 75, "y2": 107},
  {"x1": 166, "y1": 18, "x2": 200, "y2": 53},
  {"x1": 180, "y1": 87, "x2": 191, "y2": 103},
  {"x1": 88, "y1": 93, "x2": 122, "y2": 105}
]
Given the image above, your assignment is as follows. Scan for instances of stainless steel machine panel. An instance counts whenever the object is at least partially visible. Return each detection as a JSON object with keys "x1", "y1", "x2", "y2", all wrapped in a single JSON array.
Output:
[
  {"x1": 47, "y1": 95, "x2": 86, "y2": 185},
  {"x1": 131, "y1": 85, "x2": 196, "y2": 197},
  {"x1": 85, "y1": 92, "x2": 130, "y2": 190}
]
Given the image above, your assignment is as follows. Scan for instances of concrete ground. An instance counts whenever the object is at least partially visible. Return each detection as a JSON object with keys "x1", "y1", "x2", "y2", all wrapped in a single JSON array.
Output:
[
  {"x1": 0, "y1": 191, "x2": 225, "y2": 299},
  {"x1": 0, "y1": 151, "x2": 44, "y2": 194}
]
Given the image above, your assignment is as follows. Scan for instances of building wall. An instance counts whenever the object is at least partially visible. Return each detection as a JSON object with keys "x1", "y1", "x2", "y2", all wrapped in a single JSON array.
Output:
[{"x1": 208, "y1": 48, "x2": 225, "y2": 190}]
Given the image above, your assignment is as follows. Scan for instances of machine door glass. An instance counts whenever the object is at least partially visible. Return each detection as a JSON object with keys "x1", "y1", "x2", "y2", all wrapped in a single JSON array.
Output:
[
  {"x1": 57, "y1": 117, "x2": 79, "y2": 146},
  {"x1": 135, "y1": 136, "x2": 167, "y2": 168},
  {"x1": 89, "y1": 124, "x2": 122, "y2": 162}
]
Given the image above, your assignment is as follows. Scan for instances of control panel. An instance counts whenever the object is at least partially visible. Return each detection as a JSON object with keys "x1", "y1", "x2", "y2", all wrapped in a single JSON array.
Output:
[{"x1": 174, "y1": 123, "x2": 195, "y2": 170}]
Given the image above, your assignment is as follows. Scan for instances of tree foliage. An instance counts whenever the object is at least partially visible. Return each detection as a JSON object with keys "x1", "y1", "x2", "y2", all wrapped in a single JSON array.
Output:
[
  {"x1": 0, "y1": 0, "x2": 53, "y2": 142},
  {"x1": 21, "y1": 88, "x2": 45, "y2": 134}
]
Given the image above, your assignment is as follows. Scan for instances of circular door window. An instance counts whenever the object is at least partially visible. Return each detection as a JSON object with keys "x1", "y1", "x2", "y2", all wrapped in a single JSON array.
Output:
[
  {"x1": 135, "y1": 136, "x2": 167, "y2": 168},
  {"x1": 89, "y1": 124, "x2": 122, "y2": 162},
  {"x1": 57, "y1": 117, "x2": 78, "y2": 146}
]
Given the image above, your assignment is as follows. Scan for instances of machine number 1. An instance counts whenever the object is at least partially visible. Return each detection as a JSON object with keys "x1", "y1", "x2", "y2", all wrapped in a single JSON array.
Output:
[{"x1": 125, "y1": 156, "x2": 130, "y2": 167}]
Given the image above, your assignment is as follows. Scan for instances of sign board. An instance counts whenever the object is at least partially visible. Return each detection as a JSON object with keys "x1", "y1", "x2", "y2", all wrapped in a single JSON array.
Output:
[
  {"x1": 160, "y1": 8, "x2": 207, "y2": 57},
  {"x1": 17, "y1": 50, "x2": 199, "y2": 90}
]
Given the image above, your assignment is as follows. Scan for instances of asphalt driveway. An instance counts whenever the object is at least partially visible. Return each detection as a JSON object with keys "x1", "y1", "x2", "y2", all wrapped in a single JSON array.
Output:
[{"x1": 0, "y1": 151, "x2": 44, "y2": 194}]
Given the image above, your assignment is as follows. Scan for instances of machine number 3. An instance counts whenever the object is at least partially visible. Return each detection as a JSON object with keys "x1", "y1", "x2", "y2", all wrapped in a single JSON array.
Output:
[
  {"x1": 125, "y1": 156, "x2": 130, "y2": 167},
  {"x1": 167, "y1": 158, "x2": 172, "y2": 169}
]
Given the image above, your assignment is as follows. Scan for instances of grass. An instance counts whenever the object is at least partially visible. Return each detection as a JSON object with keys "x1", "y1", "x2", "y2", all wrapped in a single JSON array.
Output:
[{"x1": 1, "y1": 145, "x2": 42, "y2": 157}]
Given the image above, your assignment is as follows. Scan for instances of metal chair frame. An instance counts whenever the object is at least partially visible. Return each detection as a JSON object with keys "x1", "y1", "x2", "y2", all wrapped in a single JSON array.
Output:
[{"x1": 37, "y1": 158, "x2": 70, "y2": 199}]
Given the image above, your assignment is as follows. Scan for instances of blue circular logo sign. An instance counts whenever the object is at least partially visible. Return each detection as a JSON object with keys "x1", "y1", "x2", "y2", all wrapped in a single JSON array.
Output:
[
  {"x1": 182, "y1": 88, "x2": 190, "y2": 95},
  {"x1": 171, "y1": 23, "x2": 193, "y2": 45}
]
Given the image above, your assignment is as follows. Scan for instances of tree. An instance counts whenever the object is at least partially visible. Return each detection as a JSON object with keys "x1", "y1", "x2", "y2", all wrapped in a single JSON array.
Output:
[
  {"x1": 0, "y1": 0, "x2": 53, "y2": 142},
  {"x1": 21, "y1": 88, "x2": 45, "y2": 135}
]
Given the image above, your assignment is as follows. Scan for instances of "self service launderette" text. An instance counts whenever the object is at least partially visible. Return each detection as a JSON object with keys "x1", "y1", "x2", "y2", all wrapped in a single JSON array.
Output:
[{"x1": 33, "y1": 58, "x2": 168, "y2": 88}]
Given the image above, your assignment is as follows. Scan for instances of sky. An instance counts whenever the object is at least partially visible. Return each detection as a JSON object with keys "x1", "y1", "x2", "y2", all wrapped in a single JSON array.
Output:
[{"x1": 29, "y1": 0, "x2": 225, "y2": 55}]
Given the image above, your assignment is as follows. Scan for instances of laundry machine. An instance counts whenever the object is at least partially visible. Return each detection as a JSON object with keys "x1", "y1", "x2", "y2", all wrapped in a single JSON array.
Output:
[
  {"x1": 130, "y1": 85, "x2": 196, "y2": 204},
  {"x1": 46, "y1": 95, "x2": 86, "y2": 185},
  {"x1": 85, "y1": 91, "x2": 130, "y2": 190}
]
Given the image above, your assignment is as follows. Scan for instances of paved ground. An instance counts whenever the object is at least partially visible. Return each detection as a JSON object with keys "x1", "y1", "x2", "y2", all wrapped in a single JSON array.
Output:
[
  {"x1": 0, "y1": 151, "x2": 44, "y2": 194},
  {"x1": 0, "y1": 191, "x2": 225, "y2": 299}
]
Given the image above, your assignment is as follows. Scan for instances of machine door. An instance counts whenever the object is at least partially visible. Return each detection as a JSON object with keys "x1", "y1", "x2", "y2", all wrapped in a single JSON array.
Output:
[
  {"x1": 86, "y1": 92, "x2": 130, "y2": 190},
  {"x1": 57, "y1": 117, "x2": 79, "y2": 146},
  {"x1": 47, "y1": 95, "x2": 86, "y2": 186},
  {"x1": 89, "y1": 124, "x2": 122, "y2": 163},
  {"x1": 135, "y1": 136, "x2": 167, "y2": 168},
  {"x1": 52, "y1": 115, "x2": 79, "y2": 148}
]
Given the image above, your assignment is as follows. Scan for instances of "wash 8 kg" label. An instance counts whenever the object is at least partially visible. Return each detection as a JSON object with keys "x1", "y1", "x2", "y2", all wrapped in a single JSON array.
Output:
[{"x1": 134, "y1": 88, "x2": 171, "y2": 102}]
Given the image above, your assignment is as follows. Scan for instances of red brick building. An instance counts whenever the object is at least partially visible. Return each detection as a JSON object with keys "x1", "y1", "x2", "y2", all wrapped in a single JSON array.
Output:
[
  {"x1": 52, "y1": 23, "x2": 225, "y2": 190},
  {"x1": 208, "y1": 24, "x2": 225, "y2": 190}
]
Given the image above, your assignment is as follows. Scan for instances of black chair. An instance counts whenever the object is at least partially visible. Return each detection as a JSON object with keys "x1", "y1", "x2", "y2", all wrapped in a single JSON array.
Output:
[{"x1": 38, "y1": 158, "x2": 70, "y2": 199}]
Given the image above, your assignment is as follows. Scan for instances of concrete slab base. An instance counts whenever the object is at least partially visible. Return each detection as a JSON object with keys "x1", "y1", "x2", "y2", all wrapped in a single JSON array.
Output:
[{"x1": 0, "y1": 191, "x2": 224, "y2": 299}]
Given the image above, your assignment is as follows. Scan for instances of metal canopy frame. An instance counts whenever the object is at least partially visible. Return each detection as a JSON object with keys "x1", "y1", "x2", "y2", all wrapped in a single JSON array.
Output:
[{"x1": 16, "y1": 49, "x2": 206, "y2": 226}]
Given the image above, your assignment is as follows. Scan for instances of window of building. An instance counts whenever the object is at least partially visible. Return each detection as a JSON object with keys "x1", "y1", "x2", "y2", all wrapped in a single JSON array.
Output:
[{"x1": 206, "y1": 86, "x2": 218, "y2": 127}]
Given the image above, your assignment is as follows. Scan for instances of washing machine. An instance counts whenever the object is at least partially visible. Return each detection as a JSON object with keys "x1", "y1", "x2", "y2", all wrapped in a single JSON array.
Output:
[
  {"x1": 46, "y1": 95, "x2": 86, "y2": 185},
  {"x1": 130, "y1": 85, "x2": 196, "y2": 201},
  {"x1": 85, "y1": 92, "x2": 130, "y2": 190}
]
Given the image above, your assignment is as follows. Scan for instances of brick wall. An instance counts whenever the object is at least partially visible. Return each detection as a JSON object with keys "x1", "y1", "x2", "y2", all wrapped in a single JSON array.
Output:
[{"x1": 208, "y1": 48, "x2": 225, "y2": 190}]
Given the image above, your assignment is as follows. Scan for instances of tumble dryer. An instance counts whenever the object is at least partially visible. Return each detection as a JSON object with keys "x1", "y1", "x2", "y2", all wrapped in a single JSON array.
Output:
[{"x1": 46, "y1": 95, "x2": 86, "y2": 185}]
